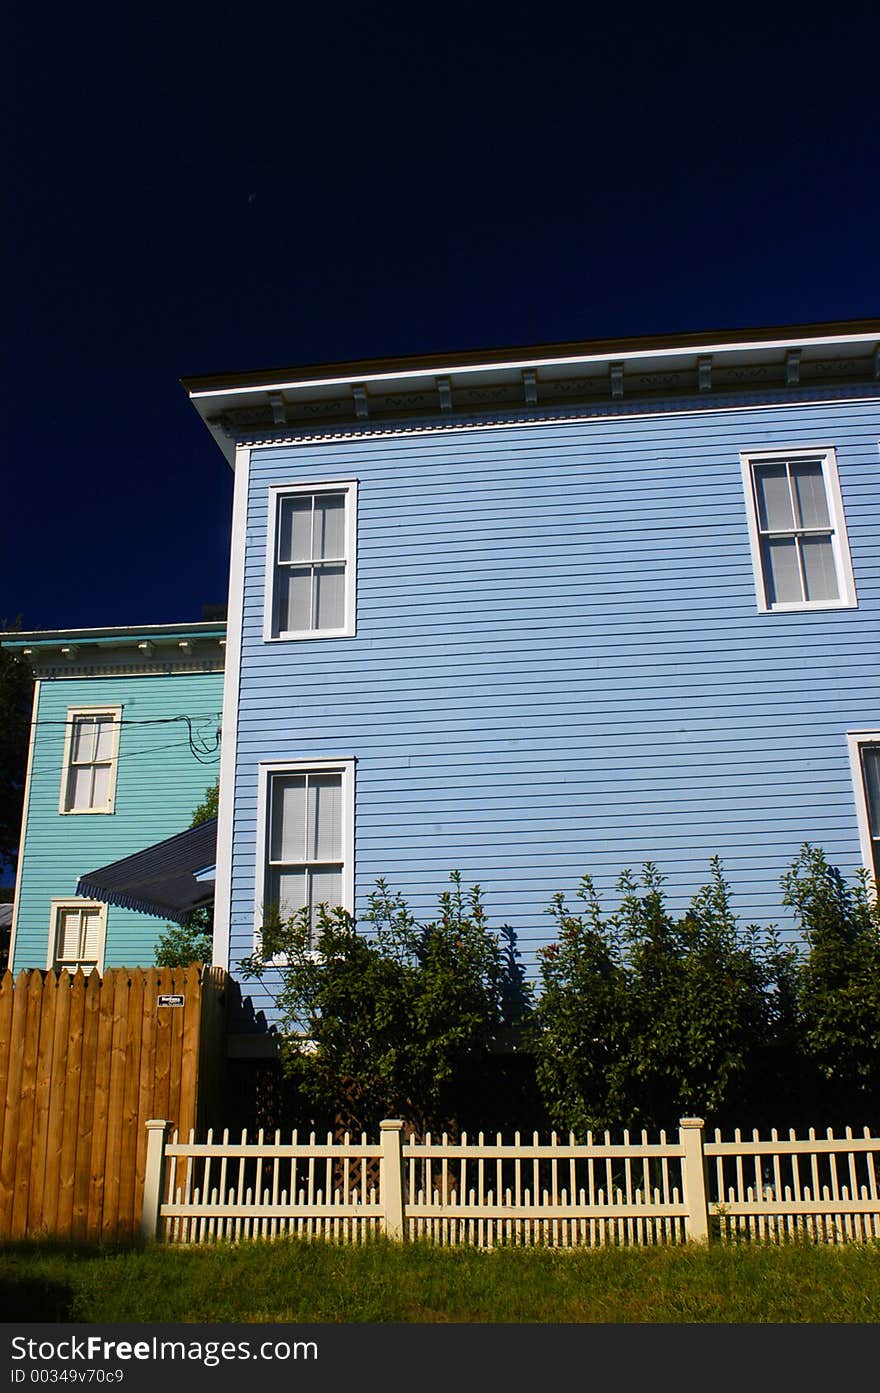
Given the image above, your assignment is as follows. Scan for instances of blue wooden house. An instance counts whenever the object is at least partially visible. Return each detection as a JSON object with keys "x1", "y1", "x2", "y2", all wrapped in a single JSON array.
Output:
[
  {"x1": 183, "y1": 320, "x2": 880, "y2": 1011},
  {"x1": 3, "y1": 622, "x2": 225, "y2": 973}
]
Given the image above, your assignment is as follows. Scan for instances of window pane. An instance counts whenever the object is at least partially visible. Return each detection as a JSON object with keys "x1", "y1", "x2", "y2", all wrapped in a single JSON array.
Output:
[
  {"x1": 314, "y1": 494, "x2": 345, "y2": 559},
  {"x1": 309, "y1": 866, "x2": 342, "y2": 916},
  {"x1": 308, "y1": 774, "x2": 343, "y2": 859},
  {"x1": 270, "y1": 776, "x2": 306, "y2": 862},
  {"x1": 69, "y1": 765, "x2": 95, "y2": 810},
  {"x1": 81, "y1": 910, "x2": 102, "y2": 960},
  {"x1": 72, "y1": 719, "x2": 97, "y2": 764},
  {"x1": 314, "y1": 564, "x2": 345, "y2": 629},
  {"x1": 792, "y1": 462, "x2": 831, "y2": 529},
  {"x1": 801, "y1": 536, "x2": 839, "y2": 602},
  {"x1": 276, "y1": 568, "x2": 312, "y2": 632},
  {"x1": 94, "y1": 717, "x2": 115, "y2": 762},
  {"x1": 862, "y1": 748, "x2": 880, "y2": 838},
  {"x1": 91, "y1": 764, "x2": 110, "y2": 808},
  {"x1": 755, "y1": 464, "x2": 794, "y2": 531},
  {"x1": 57, "y1": 909, "x2": 82, "y2": 960},
  {"x1": 270, "y1": 868, "x2": 307, "y2": 921},
  {"x1": 761, "y1": 537, "x2": 802, "y2": 605},
  {"x1": 278, "y1": 496, "x2": 313, "y2": 563}
]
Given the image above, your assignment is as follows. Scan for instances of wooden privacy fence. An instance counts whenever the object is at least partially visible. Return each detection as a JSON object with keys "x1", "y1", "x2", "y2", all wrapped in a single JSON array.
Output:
[
  {"x1": 143, "y1": 1116, "x2": 880, "y2": 1247},
  {"x1": 0, "y1": 965, "x2": 226, "y2": 1243}
]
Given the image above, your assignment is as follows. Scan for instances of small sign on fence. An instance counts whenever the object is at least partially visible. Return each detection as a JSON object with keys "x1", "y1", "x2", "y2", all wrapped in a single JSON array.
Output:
[{"x1": 158, "y1": 994, "x2": 185, "y2": 1007}]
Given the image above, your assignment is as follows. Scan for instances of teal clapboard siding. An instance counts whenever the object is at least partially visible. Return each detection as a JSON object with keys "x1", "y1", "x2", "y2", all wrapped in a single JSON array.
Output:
[
  {"x1": 13, "y1": 672, "x2": 223, "y2": 970},
  {"x1": 229, "y1": 393, "x2": 880, "y2": 1005}
]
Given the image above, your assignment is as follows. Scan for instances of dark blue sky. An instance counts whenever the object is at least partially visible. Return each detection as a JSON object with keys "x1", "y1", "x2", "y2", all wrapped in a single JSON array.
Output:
[{"x1": 5, "y1": 5, "x2": 879, "y2": 632}]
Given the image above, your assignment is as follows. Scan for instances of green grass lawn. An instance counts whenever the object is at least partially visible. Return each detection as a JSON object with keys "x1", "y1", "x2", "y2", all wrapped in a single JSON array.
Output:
[{"x1": 1, "y1": 1238, "x2": 878, "y2": 1323}]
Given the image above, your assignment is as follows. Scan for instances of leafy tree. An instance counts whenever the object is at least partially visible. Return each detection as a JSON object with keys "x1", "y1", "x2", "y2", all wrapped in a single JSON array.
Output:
[
  {"x1": 154, "y1": 913, "x2": 213, "y2": 968},
  {"x1": 783, "y1": 844, "x2": 880, "y2": 1109},
  {"x1": 534, "y1": 859, "x2": 794, "y2": 1134},
  {"x1": 0, "y1": 625, "x2": 34, "y2": 877},
  {"x1": 240, "y1": 872, "x2": 517, "y2": 1133},
  {"x1": 190, "y1": 781, "x2": 218, "y2": 826},
  {"x1": 153, "y1": 782, "x2": 219, "y2": 966}
]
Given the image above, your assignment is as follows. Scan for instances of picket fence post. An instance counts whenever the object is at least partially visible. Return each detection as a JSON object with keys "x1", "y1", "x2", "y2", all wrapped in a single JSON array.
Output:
[
  {"x1": 141, "y1": 1119, "x2": 171, "y2": 1242},
  {"x1": 380, "y1": 1119, "x2": 406, "y2": 1240},
  {"x1": 679, "y1": 1116, "x2": 710, "y2": 1243}
]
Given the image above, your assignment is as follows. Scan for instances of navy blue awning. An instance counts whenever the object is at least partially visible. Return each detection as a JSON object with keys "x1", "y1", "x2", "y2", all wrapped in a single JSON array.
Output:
[{"x1": 76, "y1": 818, "x2": 217, "y2": 922}]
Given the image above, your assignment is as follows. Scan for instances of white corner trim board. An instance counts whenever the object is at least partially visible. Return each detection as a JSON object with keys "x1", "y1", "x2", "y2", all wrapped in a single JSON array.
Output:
[{"x1": 212, "y1": 444, "x2": 251, "y2": 969}]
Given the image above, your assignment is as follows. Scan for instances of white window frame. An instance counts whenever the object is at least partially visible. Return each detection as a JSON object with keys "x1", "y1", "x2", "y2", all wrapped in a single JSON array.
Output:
[
  {"x1": 48, "y1": 898, "x2": 107, "y2": 973},
  {"x1": 263, "y1": 480, "x2": 358, "y2": 641},
  {"x1": 739, "y1": 446, "x2": 857, "y2": 613},
  {"x1": 58, "y1": 706, "x2": 122, "y2": 815},
  {"x1": 847, "y1": 731, "x2": 880, "y2": 886},
  {"x1": 254, "y1": 757, "x2": 356, "y2": 944}
]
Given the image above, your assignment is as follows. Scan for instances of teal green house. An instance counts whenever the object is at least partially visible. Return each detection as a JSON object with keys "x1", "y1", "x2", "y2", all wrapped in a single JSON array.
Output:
[{"x1": 4, "y1": 622, "x2": 225, "y2": 973}]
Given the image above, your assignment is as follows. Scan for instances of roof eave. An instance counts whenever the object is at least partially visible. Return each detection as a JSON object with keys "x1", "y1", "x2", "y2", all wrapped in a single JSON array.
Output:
[
  {"x1": 182, "y1": 317, "x2": 880, "y2": 398},
  {"x1": 0, "y1": 620, "x2": 227, "y2": 647},
  {"x1": 182, "y1": 317, "x2": 880, "y2": 460}
]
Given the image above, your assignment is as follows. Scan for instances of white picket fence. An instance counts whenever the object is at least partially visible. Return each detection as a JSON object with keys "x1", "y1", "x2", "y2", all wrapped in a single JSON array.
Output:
[
  {"x1": 705, "y1": 1127, "x2": 880, "y2": 1244},
  {"x1": 141, "y1": 1116, "x2": 880, "y2": 1247}
]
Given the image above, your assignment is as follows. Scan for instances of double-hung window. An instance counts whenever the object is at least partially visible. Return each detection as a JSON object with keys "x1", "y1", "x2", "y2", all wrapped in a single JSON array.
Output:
[
  {"x1": 59, "y1": 707, "x2": 121, "y2": 813},
  {"x1": 266, "y1": 482, "x2": 357, "y2": 639},
  {"x1": 847, "y1": 733, "x2": 880, "y2": 884},
  {"x1": 49, "y1": 900, "x2": 106, "y2": 973},
  {"x1": 740, "y1": 448, "x2": 856, "y2": 612},
  {"x1": 260, "y1": 759, "x2": 354, "y2": 933}
]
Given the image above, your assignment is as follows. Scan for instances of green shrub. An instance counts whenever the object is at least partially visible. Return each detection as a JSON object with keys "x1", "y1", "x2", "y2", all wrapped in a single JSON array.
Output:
[
  {"x1": 240, "y1": 872, "x2": 528, "y2": 1133},
  {"x1": 533, "y1": 859, "x2": 795, "y2": 1133},
  {"x1": 784, "y1": 844, "x2": 880, "y2": 1105}
]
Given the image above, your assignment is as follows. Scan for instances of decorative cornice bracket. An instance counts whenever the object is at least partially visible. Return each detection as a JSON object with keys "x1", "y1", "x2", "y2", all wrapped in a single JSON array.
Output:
[
  {"x1": 267, "y1": 392, "x2": 287, "y2": 425},
  {"x1": 698, "y1": 356, "x2": 713, "y2": 392},
  {"x1": 786, "y1": 349, "x2": 801, "y2": 386}
]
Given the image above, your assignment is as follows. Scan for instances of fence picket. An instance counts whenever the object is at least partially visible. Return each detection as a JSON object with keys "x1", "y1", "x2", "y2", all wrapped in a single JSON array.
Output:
[
  {"x1": 11, "y1": 973, "x2": 43, "y2": 1238},
  {"x1": 117, "y1": 969, "x2": 144, "y2": 1241},
  {"x1": 28, "y1": 973, "x2": 58, "y2": 1237},
  {"x1": 72, "y1": 969, "x2": 100, "y2": 1242}
]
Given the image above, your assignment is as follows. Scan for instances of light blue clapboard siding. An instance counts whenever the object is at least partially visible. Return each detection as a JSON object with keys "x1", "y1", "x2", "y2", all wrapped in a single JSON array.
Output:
[
  {"x1": 13, "y1": 672, "x2": 223, "y2": 971},
  {"x1": 228, "y1": 394, "x2": 880, "y2": 1007}
]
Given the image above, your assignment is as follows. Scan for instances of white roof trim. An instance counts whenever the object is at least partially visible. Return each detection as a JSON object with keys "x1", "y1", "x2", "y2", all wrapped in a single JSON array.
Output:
[{"x1": 188, "y1": 330, "x2": 879, "y2": 401}]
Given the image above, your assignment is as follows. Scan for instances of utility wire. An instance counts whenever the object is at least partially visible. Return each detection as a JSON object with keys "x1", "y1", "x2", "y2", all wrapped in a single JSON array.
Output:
[
  {"x1": 28, "y1": 715, "x2": 222, "y2": 729},
  {"x1": 26, "y1": 714, "x2": 223, "y2": 776},
  {"x1": 27, "y1": 737, "x2": 221, "y2": 776}
]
